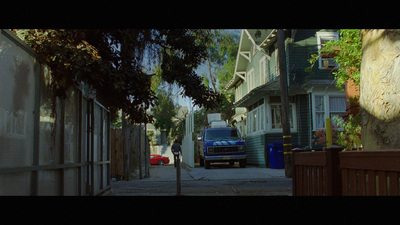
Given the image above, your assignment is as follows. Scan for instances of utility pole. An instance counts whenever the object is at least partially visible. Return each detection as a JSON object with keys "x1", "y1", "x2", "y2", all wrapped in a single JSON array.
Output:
[
  {"x1": 176, "y1": 153, "x2": 181, "y2": 196},
  {"x1": 139, "y1": 123, "x2": 143, "y2": 179},
  {"x1": 144, "y1": 120, "x2": 150, "y2": 178},
  {"x1": 277, "y1": 29, "x2": 292, "y2": 178},
  {"x1": 122, "y1": 110, "x2": 130, "y2": 181}
]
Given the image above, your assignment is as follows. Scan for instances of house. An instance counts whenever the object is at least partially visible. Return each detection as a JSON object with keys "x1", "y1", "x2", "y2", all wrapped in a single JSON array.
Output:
[{"x1": 225, "y1": 29, "x2": 346, "y2": 167}]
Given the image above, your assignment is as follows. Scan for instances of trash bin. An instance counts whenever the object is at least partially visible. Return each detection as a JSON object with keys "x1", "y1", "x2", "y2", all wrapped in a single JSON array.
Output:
[{"x1": 268, "y1": 143, "x2": 284, "y2": 169}]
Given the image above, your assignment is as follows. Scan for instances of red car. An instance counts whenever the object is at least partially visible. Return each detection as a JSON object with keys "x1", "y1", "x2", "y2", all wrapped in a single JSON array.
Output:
[{"x1": 150, "y1": 154, "x2": 170, "y2": 165}]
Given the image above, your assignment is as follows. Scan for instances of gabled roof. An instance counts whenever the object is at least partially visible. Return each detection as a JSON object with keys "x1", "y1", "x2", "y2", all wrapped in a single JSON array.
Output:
[{"x1": 225, "y1": 29, "x2": 277, "y2": 91}]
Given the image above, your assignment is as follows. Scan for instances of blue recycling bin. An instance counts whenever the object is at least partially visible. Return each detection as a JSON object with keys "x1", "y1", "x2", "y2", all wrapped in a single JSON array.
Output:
[{"x1": 268, "y1": 143, "x2": 284, "y2": 169}]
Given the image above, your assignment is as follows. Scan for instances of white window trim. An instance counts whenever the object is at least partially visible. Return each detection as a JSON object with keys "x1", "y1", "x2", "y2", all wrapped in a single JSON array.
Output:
[
  {"x1": 275, "y1": 44, "x2": 280, "y2": 76},
  {"x1": 235, "y1": 82, "x2": 243, "y2": 103},
  {"x1": 246, "y1": 103, "x2": 266, "y2": 136},
  {"x1": 266, "y1": 102, "x2": 297, "y2": 132},
  {"x1": 259, "y1": 56, "x2": 268, "y2": 85},
  {"x1": 317, "y1": 31, "x2": 339, "y2": 69},
  {"x1": 246, "y1": 68, "x2": 255, "y2": 92},
  {"x1": 311, "y1": 92, "x2": 345, "y2": 131}
]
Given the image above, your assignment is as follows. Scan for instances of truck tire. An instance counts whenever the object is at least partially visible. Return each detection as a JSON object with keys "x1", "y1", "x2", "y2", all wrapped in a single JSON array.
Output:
[
  {"x1": 239, "y1": 159, "x2": 247, "y2": 168},
  {"x1": 204, "y1": 159, "x2": 210, "y2": 169}
]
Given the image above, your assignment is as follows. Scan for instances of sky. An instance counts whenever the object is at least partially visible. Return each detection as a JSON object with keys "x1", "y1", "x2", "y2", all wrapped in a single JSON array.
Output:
[{"x1": 174, "y1": 29, "x2": 242, "y2": 112}]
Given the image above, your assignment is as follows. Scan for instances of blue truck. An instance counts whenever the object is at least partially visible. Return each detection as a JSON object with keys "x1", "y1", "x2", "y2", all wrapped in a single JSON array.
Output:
[{"x1": 197, "y1": 114, "x2": 246, "y2": 169}]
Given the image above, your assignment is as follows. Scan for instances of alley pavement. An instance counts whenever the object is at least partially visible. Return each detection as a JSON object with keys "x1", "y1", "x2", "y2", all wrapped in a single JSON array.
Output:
[{"x1": 108, "y1": 162, "x2": 292, "y2": 196}]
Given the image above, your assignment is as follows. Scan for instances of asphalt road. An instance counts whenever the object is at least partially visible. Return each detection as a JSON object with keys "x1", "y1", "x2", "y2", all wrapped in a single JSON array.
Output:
[{"x1": 109, "y1": 162, "x2": 292, "y2": 196}]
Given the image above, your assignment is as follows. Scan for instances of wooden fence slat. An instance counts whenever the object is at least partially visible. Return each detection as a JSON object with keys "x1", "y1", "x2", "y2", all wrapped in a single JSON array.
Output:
[
  {"x1": 308, "y1": 166, "x2": 313, "y2": 195},
  {"x1": 298, "y1": 165, "x2": 304, "y2": 196},
  {"x1": 303, "y1": 166, "x2": 308, "y2": 196},
  {"x1": 358, "y1": 170, "x2": 366, "y2": 196},
  {"x1": 313, "y1": 166, "x2": 318, "y2": 195},
  {"x1": 377, "y1": 171, "x2": 387, "y2": 196},
  {"x1": 318, "y1": 167, "x2": 324, "y2": 195},
  {"x1": 295, "y1": 165, "x2": 300, "y2": 196},
  {"x1": 349, "y1": 169, "x2": 357, "y2": 195},
  {"x1": 342, "y1": 169, "x2": 348, "y2": 196},
  {"x1": 367, "y1": 170, "x2": 376, "y2": 196},
  {"x1": 388, "y1": 172, "x2": 399, "y2": 196},
  {"x1": 323, "y1": 165, "x2": 328, "y2": 195}
]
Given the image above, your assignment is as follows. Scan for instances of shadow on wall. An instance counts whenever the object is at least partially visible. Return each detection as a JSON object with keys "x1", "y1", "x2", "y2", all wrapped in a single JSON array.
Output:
[{"x1": 161, "y1": 144, "x2": 168, "y2": 155}]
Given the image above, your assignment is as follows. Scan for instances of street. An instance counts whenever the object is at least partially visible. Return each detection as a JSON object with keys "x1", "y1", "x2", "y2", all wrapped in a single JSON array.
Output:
[{"x1": 109, "y1": 162, "x2": 292, "y2": 196}]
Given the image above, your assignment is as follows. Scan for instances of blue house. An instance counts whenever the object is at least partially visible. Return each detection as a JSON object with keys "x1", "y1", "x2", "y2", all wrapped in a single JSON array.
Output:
[{"x1": 225, "y1": 29, "x2": 346, "y2": 167}]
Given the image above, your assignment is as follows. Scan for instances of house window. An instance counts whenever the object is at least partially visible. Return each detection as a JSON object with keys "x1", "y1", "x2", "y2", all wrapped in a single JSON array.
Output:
[
  {"x1": 259, "y1": 56, "x2": 268, "y2": 85},
  {"x1": 313, "y1": 94, "x2": 346, "y2": 130},
  {"x1": 235, "y1": 82, "x2": 243, "y2": 103},
  {"x1": 329, "y1": 96, "x2": 346, "y2": 126},
  {"x1": 253, "y1": 111, "x2": 257, "y2": 133},
  {"x1": 270, "y1": 104, "x2": 295, "y2": 130},
  {"x1": 317, "y1": 32, "x2": 339, "y2": 69},
  {"x1": 247, "y1": 69, "x2": 255, "y2": 92},
  {"x1": 246, "y1": 101, "x2": 265, "y2": 135},
  {"x1": 268, "y1": 44, "x2": 279, "y2": 79},
  {"x1": 315, "y1": 96, "x2": 325, "y2": 129},
  {"x1": 275, "y1": 46, "x2": 280, "y2": 76}
]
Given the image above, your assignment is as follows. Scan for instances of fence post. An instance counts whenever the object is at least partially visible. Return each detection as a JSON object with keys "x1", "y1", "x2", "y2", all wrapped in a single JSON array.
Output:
[
  {"x1": 325, "y1": 145, "x2": 343, "y2": 196},
  {"x1": 291, "y1": 147, "x2": 304, "y2": 196}
]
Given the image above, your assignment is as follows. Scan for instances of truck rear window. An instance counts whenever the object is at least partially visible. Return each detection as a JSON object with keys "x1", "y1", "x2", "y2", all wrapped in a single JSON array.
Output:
[{"x1": 205, "y1": 129, "x2": 240, "y2": 141}]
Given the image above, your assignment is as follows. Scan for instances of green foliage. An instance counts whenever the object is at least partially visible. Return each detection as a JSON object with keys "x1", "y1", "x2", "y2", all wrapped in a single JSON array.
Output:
[
  {"x1": 334, "y1": 115, "x2": 362, "y2": 151},
  {"x1": 197, "y1": 30, "x2": 239, "y2": 124},
  {"x1": 12, "y1": 29, "x2": 222, "y2": 124},
  {"x1": 151, "y1": 89, "x2": 177, "y2": 134},
  {"x1": 305, "y1": 29, "x2": 362, "y2": 91}
]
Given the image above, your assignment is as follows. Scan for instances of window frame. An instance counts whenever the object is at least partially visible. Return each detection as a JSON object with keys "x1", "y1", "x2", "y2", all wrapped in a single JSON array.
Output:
[
  {"x1": 259, "y1": 56, "x2": 268, "y2": 85},
  {"x1": 246, "y1": 68, "x2": 255, "y2": 92},
  {"x1": 312, "y1": 93, "x2": 346, "y2": 131},
  {"x1": 268, "y1": 103, "x2": 297, "y2": 132},
  {"x1": 317, "y1": 31, "x2": 339, "y2": 69},
  {"x1": 246, "y1": 102, "x2": 265, "y2": 135}
]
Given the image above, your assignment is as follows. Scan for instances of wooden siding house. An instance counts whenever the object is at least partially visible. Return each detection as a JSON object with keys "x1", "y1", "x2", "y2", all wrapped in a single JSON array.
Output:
[{"x1": 225, "y1": 29, "x2": 346, "y2": 167}]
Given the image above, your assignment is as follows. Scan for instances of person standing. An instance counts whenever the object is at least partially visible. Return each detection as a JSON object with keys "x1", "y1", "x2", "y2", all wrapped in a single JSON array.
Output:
[{"x1": 171, "y1": 139, "x2": 182, "y2": 167}]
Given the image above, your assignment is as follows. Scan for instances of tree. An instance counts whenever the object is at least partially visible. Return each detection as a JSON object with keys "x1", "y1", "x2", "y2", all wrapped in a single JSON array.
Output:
[
  {"x1": 151, "y1": 89, "x2": 177, "y2": 137},
  {"x1": 12, "y1": 29, "x2": 222, "y2": 124},
  {"x1": 360, "y1": 29, "x2": 400, "y2": 150},
  {"x1": 197, "y1": 30, "x2": 239, "y2": 123}
]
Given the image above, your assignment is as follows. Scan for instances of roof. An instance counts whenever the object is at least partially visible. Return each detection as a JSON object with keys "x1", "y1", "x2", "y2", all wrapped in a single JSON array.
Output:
[{"x1": 225, "y1": 29, "x2": 278, "y2": 91}]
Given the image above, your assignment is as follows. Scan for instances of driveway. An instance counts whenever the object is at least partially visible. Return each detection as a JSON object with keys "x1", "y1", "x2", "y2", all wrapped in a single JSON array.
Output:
[{"x1": 109, "y1": 163, "x2": 292, "y2": 196}]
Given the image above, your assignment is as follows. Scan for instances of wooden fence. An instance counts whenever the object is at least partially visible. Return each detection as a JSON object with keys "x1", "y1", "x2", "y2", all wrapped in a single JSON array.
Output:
[
  {"x1": 110, "y1": 125, "x2": 147, "y2": 180},
  {"x1": 293, "y1": 146, "x2": 400, "y2": 196}
]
